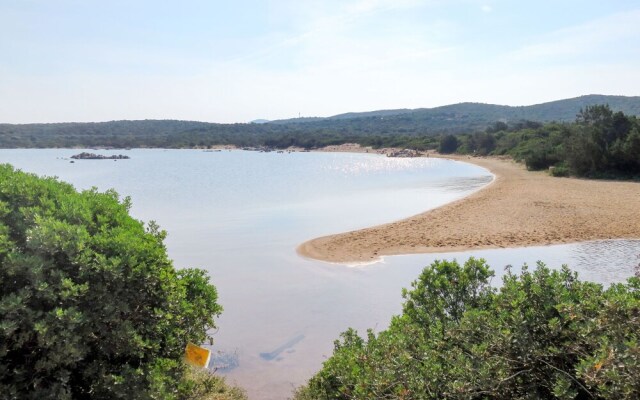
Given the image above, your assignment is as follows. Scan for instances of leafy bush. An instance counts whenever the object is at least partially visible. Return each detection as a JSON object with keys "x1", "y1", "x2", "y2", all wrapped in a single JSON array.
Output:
[
  {"x1": 0, "y1": 165, "x2": 242, "y2": 399},
  {"x1": 517, "y1": 139, "x2": 561, "y2": 171},
  {"x1": 438, "y1": 135, "x2": 459, "y2": 154},
  {"x1": 550, "y1": 163, "x2": 570, "y2": 177},
  {"x1": 179, "y1": 367, "x2": 246, "y2": 400},
  {"x1": 296, "y1": 258, "x2": 640, "y2": 399}
]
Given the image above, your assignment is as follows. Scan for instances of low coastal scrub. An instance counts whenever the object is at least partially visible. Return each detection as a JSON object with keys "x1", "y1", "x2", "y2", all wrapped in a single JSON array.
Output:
[
  {"x1": 0, "y1": 165, "x2": 245, "y2": 399},
  {"x1": 295, "y1": 258, "x2": 640, "y2": 399},
  {"x1": 447, "y1": 106, "x2": 640, "y2": 179}
]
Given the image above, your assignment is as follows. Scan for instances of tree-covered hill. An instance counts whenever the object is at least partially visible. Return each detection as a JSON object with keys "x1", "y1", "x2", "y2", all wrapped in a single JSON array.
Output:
[
  {"x1": 1, "y1": 95, "x2": 639, "y2": 149},
  {"x1": 273, "y1": 94, "x2": 640, "y2": 126},
  {"x1": 505, "y1": 94, "x2": 640, "y2": 122}
]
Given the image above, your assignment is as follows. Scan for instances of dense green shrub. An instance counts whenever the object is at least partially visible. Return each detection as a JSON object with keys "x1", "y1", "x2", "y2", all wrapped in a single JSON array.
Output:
[
  {"x1": 521, "y1": 139, "x2": 560, "y2": 170},
  {"x1": 438, "y1": 135, "x2": 459, "y2": 154},
  {"x1": 450, "y1": 107, "x2": 640, "y2": 178},
  {"x1": 0, "y1": 164, "x2": 243, "y2": 399},
  {"x1": 296, "y1": 258, "x2": 640, "y2": 399},
  {"x1": 550, "y1": 163, "x2": 570, "y2": 177}
]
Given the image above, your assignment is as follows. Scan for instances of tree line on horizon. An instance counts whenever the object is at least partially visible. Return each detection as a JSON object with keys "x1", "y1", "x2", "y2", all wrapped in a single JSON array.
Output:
[
  {"x1": 1, "y1": 95, "x2": 639, "y2": 150},
  {"x1": 1, "y1": 102, "x2": 639, "y2": 178}
]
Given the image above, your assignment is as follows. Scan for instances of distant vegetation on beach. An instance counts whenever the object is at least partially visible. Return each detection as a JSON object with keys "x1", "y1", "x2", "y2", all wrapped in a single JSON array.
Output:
[
  {"x1": 295, "y1": 258, "x2": 640, "y2": 400},
  {"x1": 450, "y1": 105, "x2": 640, "y2": 178}
]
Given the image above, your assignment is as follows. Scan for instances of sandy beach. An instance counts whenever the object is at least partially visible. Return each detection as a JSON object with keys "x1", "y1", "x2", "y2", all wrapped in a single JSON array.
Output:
[{"x1": 298, "y1": 152, "x2": 640, "y2": 263}]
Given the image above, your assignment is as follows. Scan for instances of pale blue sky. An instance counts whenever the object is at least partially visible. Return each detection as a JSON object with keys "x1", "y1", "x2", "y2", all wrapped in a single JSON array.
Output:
[{"x1": 1, "y1": 0, "x2": 639, "y2": 123}]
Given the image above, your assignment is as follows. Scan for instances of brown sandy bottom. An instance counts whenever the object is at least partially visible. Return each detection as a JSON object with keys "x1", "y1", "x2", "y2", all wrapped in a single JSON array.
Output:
[{"x1": 298, "y1": 153, "x2": 640, "y2": 263}]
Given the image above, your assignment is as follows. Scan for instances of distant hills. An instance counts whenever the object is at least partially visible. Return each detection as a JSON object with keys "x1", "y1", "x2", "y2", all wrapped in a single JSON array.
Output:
[
  {"x1": 1, "y1": 95, "x2": 639, "y2": 149},
  {"x1": 270, "y1": 94, "x2": 640, "y2": 129}
]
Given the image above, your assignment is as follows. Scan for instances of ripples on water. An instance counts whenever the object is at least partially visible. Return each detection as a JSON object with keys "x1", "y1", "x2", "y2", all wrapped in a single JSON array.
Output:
[
  {"x1": 430, "y1": 175, "x2": 495, "y2": 193},
  {"x1": 382, "y1": 240, "x2": 640, "y2": 287},
  {"x1": 568, "y1": 239, "x2": 640, "y2": 283}
]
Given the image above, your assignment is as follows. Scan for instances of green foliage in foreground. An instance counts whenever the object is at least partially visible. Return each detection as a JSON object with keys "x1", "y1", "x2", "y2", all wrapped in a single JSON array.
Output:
[
  {"x1": 295, "y1": 258, "x2": 640, "y2": 399},
  {"x1": 180, "y1": 367, "x2": 247, "y2": 400},
  {"x1": 0, "y1": 164, "x2": 244, "y2": 399}
]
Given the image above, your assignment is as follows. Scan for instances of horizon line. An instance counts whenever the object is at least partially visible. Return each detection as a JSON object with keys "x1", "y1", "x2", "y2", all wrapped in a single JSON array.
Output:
[{"x1": 1, "y1": 93, "x2": 637, "y2": 126}]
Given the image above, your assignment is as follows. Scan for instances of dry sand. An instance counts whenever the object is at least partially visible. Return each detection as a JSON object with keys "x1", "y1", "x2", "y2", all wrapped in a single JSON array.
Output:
[{"x1": 298, "y1": 153, "x2": 640, "y2": 263}]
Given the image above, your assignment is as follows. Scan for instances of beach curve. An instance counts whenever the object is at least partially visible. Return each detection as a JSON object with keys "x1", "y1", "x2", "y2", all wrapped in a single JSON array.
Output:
[{"x1": 297, "y1": 153, "x2": 640, "y2": 263}]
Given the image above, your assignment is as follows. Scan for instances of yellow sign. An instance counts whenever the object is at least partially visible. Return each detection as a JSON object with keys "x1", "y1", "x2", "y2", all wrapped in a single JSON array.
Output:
[{"x1": 185, "y1": 342, "x2": 211, "y2": 368}]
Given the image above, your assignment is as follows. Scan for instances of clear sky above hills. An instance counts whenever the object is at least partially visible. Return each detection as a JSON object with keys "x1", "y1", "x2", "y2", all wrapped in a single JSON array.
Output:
[{"x1": 1, "y1": 0, "x2": 639, "y2": 123}]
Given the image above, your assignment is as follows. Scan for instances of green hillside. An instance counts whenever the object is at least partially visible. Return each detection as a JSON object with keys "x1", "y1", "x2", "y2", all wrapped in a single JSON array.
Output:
[
  {"x1": 1, "y1": 95, "x2": 639, "y2": 148},
  {"x1": 274, "y1": 94, "x2": 640, "y2": 124}
]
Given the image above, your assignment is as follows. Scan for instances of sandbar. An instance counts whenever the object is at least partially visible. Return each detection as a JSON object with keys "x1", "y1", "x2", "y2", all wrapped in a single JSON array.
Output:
[{"x1": 298, "y1": 153, "x2": 640, "y2": 263}]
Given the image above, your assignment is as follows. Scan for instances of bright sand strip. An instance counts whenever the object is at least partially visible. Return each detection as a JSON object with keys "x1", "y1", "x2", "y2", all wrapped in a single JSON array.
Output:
[{"x1": 298, "y1": 154, "x2": 640, "y2": 263}]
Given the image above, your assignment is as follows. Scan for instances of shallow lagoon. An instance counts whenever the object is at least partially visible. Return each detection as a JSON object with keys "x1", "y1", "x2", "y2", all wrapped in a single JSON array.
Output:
[{"x1": 1, "y1": 149, "x2": 638, "y2": 399}]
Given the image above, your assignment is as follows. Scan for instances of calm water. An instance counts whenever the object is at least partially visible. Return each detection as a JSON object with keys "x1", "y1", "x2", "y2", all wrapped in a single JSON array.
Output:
[{"x1": 1, "y1": 149, "x2": 639, "y2": 399}]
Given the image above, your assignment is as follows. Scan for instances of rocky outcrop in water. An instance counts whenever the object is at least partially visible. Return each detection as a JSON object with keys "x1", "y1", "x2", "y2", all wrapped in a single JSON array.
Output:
[{"x1": 71, "y1": 152, "x2": 130, "y2": 160}]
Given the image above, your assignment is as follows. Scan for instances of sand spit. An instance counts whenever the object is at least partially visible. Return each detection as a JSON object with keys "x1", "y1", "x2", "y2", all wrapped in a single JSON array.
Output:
[{"x1": 298, "y1": 153, "x2": 640, "y2": 263}]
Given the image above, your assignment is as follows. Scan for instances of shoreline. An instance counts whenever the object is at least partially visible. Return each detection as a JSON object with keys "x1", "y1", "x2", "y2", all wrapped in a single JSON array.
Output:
[{"x1": 297, "y1": 148, "x2": 640, "y2": 263}]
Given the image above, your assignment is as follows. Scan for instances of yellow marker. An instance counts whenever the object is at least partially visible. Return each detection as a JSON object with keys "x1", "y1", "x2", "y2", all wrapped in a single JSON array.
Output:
[{"x1": 185, "y1": 342, "x2": 211, "y2": 368}]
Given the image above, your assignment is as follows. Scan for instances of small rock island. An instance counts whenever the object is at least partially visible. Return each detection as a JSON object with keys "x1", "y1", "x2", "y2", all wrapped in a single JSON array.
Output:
[{"x1": 71, "y1": 152, "x2": 130, "y2": 160}]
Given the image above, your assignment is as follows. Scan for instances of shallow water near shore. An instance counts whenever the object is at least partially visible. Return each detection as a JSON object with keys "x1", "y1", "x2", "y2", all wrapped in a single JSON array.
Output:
[{"x1": 2, "y1": 149, "x2": 639, "y2": 399}]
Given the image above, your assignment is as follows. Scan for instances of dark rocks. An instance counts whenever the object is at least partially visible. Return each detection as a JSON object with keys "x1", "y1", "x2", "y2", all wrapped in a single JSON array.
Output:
[{"x1": 71, "y1": 152, "x2": 130, "y2": 160}]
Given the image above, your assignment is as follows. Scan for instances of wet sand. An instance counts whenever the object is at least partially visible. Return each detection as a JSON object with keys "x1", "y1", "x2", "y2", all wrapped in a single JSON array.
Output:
[{"x1": 298, "y1": 153, "x2": 640, "y2": 263}]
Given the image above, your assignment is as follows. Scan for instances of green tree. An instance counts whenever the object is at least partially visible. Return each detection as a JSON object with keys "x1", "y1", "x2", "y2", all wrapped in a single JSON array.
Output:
[
  {"x1": 486, "y1": 121, "x2": 508, "y2": 134},
  {"x1": 438, "y1": 134, "x2": 459, "y2": 154},
  {"x1": 465, "y1": 132, "x2": 497, "y2": 155},
  {"x1": 0, "y1": 165, "x2": 243, "y2": 399},
  {"x1": 402, "y1": 258, "x2": 494, "y2": 327}
]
